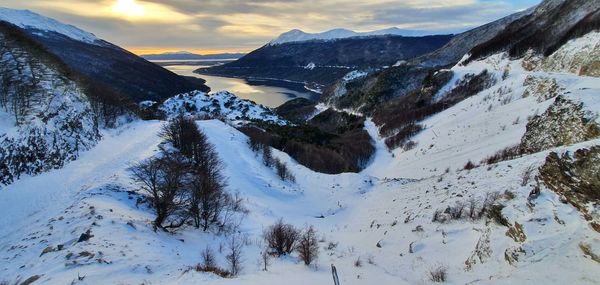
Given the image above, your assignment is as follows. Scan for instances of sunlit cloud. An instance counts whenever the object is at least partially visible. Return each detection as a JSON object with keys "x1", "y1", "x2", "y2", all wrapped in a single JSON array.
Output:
[
  {"x1": 113, "y1": 0, "x2": 145, "y2": 17},
  {"x1": 28, "y1": 0, "x2": 192, "y2": 24}
]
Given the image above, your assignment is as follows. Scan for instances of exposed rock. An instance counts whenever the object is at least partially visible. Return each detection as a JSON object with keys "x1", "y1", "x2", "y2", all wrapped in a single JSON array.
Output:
[
  {"x1": 520, "y1": 96, "x2": 600, "y2": 154},
  {"x1": 77, "y1": 230, "x2": 93, "y2": 243},
  {"x1": 539, "y1": 146, "x2": 600, "y2": 222},
  {"x1": 539, "y1": 31, "x2": 600, "y2": 77},
  {"x1": 522, "y1": 75, "x2": 564, "y2": 102},
  {"x1": 19, "y1": 275, "x2": 41, "y2": 285},
  {"x1": 506, "y1": 222, "x2": 527, "y2": 243}
]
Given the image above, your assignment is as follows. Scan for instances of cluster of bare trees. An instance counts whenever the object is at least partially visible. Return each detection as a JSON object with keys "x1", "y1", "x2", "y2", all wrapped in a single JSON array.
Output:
[
  {"x1": 246, "y1": 131, "x2": 296, "y2": 183},
  {"x1": 130, "y1": 116, "x2": 244, "y2": 232},
  {"x1": 432, "y1": 191, "x2": 509, "y2": 226},
  {"x1": 0, "y1": 34, "x2": 46, "y2": 126},
  {"x1": 196, "y1": 234, "x2": 245, "y2": 277},
  {"x1": 263, "y1": 219, "x2": 319, "y2": 267}
]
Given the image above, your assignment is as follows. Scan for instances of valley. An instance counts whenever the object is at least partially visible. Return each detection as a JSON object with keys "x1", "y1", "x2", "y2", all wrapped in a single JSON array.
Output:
[{"x1": 0, "y1": 1, "x2": 599, "y2": 285}]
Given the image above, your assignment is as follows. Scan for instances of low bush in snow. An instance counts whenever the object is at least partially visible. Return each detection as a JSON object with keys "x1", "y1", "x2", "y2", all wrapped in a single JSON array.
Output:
[
  {"x1": 428, "y1": 265, "x2": 448, "y2": 282},
  {"x1": 264, "y1": 219, "x2": 299, "y2": 256}
]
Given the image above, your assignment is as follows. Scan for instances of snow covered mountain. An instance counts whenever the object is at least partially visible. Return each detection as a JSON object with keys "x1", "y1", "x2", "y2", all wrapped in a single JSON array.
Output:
[
  {"x1": 0, "y1": 8, "x2": 99, "y2": 45},
  {"x1": 198, "y1": 34, "x2": 452, "y2": 86},
  {"x1": 0, "y1": 7, "x2": 209, "y2": 102},
  {"x1": 1, "y1": 1, "x2": 600, "y2": 284},
  {"x1": 269, "y1": 27, "x2": 434, "y2": 45}
]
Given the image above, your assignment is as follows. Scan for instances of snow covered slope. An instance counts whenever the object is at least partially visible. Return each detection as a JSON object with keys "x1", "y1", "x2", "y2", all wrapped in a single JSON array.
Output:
[
  {"x1": 270, "y1": 27, "x2": 434, "y2": 45},
  {"x1": 0, "y1": 7, "x2": 100, "y2": 45}
]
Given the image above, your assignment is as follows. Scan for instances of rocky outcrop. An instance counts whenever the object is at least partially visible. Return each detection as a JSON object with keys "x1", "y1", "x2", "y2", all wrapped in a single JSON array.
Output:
[
  {"x1": 539, "y1": 146, "x2": 600, "y2": 223},
  {"x1": 520, "y1": 96, "x2": 600, "y2": 154},
  {"x1": 522, "y1": 75, "x2": 564, "y2": 102}
]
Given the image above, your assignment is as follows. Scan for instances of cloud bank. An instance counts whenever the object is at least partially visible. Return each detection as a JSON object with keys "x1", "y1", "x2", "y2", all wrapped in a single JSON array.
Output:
[{"x1": 0, "y1": 0, "x2": 541, "y2": 54}]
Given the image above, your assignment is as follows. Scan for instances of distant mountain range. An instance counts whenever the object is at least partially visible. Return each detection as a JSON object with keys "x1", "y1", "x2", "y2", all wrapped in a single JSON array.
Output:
[
  {"x1": 269, "y1": 27, "x2": 436, "y2": 45},
  {"x1": 197, "y1": 33, "x2": 452, "y2": 86},
  {"x1": 141, "y1": 51, "x2": 246, "y2": 61}
]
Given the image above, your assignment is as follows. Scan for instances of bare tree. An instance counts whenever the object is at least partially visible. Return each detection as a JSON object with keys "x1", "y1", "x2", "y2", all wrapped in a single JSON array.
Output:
[
  {"x1": 201, "y1": 246, "x2": 216, "y2": 269},
  {"x1": 226, "y1": 234, "x2": 244, "y2": 276},
  {"x1": 262, "y1": 145, "x2": 274, "y2": 168},
  {"x1": 129, "y1": 151, "x2": 188, "y2": 230},
  {"x1": 274, "y1": 159, "x2": 296, "y2": 183},
  {"x1": 264, "y1": 219, "x2": 299, "y2": 256},
  {"x1": 261, "y1": 249, "x2": 270, "y2": 271},
  {"x1": 297, "y1": 226, "x2": 319, "y2": 266}
]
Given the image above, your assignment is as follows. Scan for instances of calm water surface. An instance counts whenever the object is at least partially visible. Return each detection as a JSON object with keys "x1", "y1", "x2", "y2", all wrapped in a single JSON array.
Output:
[{"x1": 164, "y1": 64, "x2": 319, "y2": 108}]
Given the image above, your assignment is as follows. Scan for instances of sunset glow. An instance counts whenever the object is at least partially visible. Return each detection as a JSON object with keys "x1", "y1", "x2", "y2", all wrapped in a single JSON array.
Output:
[
  {"x1": 0, "y1": 0, "x2": 541, "y2": 54},
  {"x1": 112, "y1": 0, "x2": 145, "y2": 17}
]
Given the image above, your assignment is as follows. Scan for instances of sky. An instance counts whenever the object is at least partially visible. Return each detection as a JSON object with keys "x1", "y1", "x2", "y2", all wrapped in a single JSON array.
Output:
[{"x1": 0, "y1": 0, "x2": 541, "y2": 55}]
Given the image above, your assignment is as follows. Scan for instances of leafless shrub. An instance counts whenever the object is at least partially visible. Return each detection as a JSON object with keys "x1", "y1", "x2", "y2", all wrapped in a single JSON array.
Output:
[
  {"x1": 448, "y1": 201, "x2": 466, "y2": 220},
  {"x1": 432, "y1": 209, "x2": 444, "y2": 222},
  {"x1": 193, "y1": 264, "x2": 232, "y2": 278},
  {"x1": 434, "y1": 192, "x2": 505, "y2": 224},
  {"x1": 467, "y1": 197, "x2": 478, "y2": 220},
  {"x1": 463, "y1": 160, "x2": 477, "y2": 170},
  {"x1": 274, "y1": 158, "x2": 296, "y2": 183},
  {"x1": 482, "y1": 145, "x2": 522, "y2": 165},
  {"x1": 226, "y1": 234, "x2": 244, "y2": 276},
  {"x1": 354, "y1": 257, "x2": 363, "y2": 267},
  {"x1": 201, "y1": 246, "x2": 216, "y2": 269},
  {"x1": 262, "y1": 144, "x2": 274, "y2": 168},
  {"x1": 429, "y1": 265, "x2": 448, "y2": 282},
  {"x1": 521, "y1": 165, "x2": 536, "y2": 186},
  {"x1": 264, "y1": 219, "x2": 299, "y2": 256},
  {"x1": 261, "y1": 250, "x2": 270, "y2": 271},
  {"x1": 297, "y1": 226, "x2": 319, "y2": 266},
  {"x1": 326, "y1": 242, "x2": 338, "y2": 251},
  {"x1": 367, "y1": 255, "x2": 376, "y2": 265},
  {"x1": 402, "y1": 140, "x2": 417, "y2": 151}
]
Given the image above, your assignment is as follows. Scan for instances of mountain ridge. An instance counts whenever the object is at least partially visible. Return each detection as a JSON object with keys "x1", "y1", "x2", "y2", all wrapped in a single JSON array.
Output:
[
  {"x1": 269, "y1": 27, "x2": 437, "y2": 45},
  {"x1": 141, "y1": 51, "x2": 246, "y2": 61}
]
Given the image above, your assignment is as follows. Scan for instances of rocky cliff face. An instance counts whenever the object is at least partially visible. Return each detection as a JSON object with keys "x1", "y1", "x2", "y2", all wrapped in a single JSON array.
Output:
[
  {"x1": 520, "y1": 96, "x2": 600, "y2": 154},
  {"x1": 539, "y1": 146, "x2": 600, "y2": 230}
]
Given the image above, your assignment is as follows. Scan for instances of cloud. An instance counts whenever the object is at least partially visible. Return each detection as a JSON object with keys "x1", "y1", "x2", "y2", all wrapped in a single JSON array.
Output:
[{"x1": 0, "y1": 0, "x2": 541, "y2": 53}]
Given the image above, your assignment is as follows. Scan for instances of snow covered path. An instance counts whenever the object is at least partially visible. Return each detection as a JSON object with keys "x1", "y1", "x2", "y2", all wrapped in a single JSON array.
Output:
[{"x1": 0, "y1": 121, "x2": 163, "y2": 239}]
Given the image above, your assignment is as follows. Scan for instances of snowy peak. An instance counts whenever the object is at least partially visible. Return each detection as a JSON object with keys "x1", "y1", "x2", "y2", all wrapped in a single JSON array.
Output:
[
  {"x1": 0, "y1": 7, "x2": 100, "y2": 45},
  {"x1": 269, "y1": 27, "x2": 435, "y2": 45}
]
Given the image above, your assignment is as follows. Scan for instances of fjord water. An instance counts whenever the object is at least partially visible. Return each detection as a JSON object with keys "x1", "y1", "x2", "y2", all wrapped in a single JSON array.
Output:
[{"x1": 164, "y1": 64, "x2": 319, "y2": 108}]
